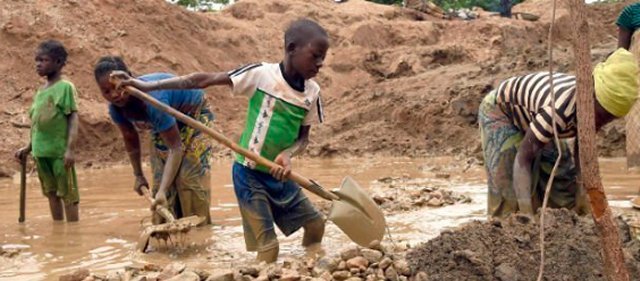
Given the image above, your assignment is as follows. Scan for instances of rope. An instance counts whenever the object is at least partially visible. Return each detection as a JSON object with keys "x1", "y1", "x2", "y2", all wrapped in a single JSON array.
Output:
[{"x1": 536, "y1": 0, "x2": 561, "y2": 279}]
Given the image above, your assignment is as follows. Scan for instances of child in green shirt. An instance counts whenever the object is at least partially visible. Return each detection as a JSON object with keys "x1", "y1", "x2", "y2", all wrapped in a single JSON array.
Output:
[
  {"x1": 113, "y1": 18, "x2": 329, "y2": 262},
  {"x1": 15, "y1": 40, "x2": 80, "y2": 222}
]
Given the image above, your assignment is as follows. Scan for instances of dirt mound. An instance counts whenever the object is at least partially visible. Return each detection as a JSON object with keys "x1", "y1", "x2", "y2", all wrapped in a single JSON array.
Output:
[
  {"x1": 0, "y1": 0, "x2": 633, "y2": 175},
  {"x1": 406, "y1": 209, "x2": 640, "y2": 281}
]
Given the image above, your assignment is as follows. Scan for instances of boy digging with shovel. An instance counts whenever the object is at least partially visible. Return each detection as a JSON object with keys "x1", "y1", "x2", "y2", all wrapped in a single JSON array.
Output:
[
  {"x1": 113, "y1": 18, "x2": 329, "y2": 263},
  {"x1": 15, "y1": 40, "x2": 80, "y2": 222}
]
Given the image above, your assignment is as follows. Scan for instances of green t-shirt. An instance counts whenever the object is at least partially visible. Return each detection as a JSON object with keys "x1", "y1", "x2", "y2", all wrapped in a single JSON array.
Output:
[
  {"x1": 29, "y1": 80, "x2": 78, "y2": 158},
  {"x1": 228, "y1": 63, "x2": 324, "y2": 173}
]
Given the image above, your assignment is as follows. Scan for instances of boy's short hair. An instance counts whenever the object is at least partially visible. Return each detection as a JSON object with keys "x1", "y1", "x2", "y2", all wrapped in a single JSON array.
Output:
[
  {"x1": 94, "y1": 56, "x2": 131, "y2": 81},
  {"x1": 284, "y1": 18, "x2": 328, "y2": 48},
  {"x1": 38, "y1": 40, "x2": 68, "y2": 65}
]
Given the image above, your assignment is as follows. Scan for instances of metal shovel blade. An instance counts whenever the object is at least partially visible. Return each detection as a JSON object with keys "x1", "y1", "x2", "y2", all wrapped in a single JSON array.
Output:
[{"x1": 327, "y1": 176, "x2": 386, "y2": 247}]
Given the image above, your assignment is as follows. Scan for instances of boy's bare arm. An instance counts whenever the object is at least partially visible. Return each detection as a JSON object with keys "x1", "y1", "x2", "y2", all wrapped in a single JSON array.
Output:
[
  {"x1": 63, "y1": 112, "x2": 79, "y2": 168},
  {"x1": 112, "y1": 71, "x2": 232, "y2": 92},
  {"x1": 270, "y1": 126, "x2": 312, "y2": 181},
  {"x1": 285, "y1": 125, "x2": 311, "y2": 158}
]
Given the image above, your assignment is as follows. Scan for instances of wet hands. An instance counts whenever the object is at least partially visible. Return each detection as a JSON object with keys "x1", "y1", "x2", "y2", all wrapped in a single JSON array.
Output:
[
  {"x1": 14, "y1": 146, "x2": 31, "y2": 164},
  {"x1": 270, "y1": 151, "x2": 292, "y2": 181},
  {"x1": 109, "y1": 70, "x2": 153, "y2": 92},
  {"x1": 63, "y1": 150, "x2": 75, "y2": 168},
  {"x1": 151, "y1": 192, "x2": 168, "y2": 212},
  {"x1": 134, "y1": 175, "x2": 149, "y2": 196}
]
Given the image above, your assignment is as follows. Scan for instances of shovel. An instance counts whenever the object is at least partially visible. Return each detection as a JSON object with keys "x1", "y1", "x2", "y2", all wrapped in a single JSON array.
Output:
[
  {"x1": 116, "y1": 82, "x2": 386, "y2": 247},
  {"x1": 137, "y1": 186, "x2": 205, "y2": 252}
]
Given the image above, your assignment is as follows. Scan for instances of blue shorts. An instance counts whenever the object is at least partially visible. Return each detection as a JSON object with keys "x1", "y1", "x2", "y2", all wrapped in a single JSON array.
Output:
[{"x1": 232, "y1": 162, "x2": 322, "y2": 252}]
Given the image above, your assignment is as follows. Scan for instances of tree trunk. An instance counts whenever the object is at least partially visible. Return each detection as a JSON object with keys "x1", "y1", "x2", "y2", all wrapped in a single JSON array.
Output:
[{"x1": 567, "y1": 0, "x2": 630, "y2": 280}]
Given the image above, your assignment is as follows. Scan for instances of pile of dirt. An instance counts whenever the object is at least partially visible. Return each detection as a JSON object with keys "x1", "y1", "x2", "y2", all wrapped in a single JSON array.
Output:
[
  {"x1": 406, "y1": 209, "x2": 640, "y2": 281},
  {"x1": 0, "y1": 0, "x2": 633, "y2": 176}
]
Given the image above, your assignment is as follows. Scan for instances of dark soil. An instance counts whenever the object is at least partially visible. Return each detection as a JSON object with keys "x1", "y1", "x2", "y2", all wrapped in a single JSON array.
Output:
[{"x1": 406, "y1": 209, "x2": 640, "y2": 281}]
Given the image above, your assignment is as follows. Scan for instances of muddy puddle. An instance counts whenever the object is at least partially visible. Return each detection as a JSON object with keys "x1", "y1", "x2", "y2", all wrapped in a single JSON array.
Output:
[{"x1": 0, "y1": 157, "x2": 638, "y2": 280}]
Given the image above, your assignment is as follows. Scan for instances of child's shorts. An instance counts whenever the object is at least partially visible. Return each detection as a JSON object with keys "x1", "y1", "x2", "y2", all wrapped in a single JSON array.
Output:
[
  {"x1": 232, "y1": 162, "x2": 323, "y2": 252},
  {"x1": 34, "y1": 157, "x2": 79, "y2": 204}
]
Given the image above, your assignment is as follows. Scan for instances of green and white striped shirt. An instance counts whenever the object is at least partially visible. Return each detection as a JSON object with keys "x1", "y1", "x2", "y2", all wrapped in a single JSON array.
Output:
[{"x1": 229, "y1": 62, "x2": 324, "y2": 172}]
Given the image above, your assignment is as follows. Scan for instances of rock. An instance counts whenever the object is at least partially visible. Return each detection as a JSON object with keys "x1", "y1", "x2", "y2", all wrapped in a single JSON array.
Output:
[
  {"x1": 261, "y1": 264, "x2": 281, "y2": 280},
  {"x1": 367, "y1": 240, "x2": 383, "y2": 252},
  {"x1": 375, "y1": 268, "x2": 385, "y2": 279},
  {"x1": 59, "y1": 269, "x2": 91, "y2": 281},
  {"x1": 206, "y1": 271, "x2": 234, "y2": 281},
  {"x1": 377, "y1": 176, "x2": 393, "y2": 183},
  {"x1": 346, "y1": 256, "x2": 369, "y2": 269},
  {"x1": 280, "y1": 269, "x2": 301, "y2": 281},
  {"x1": 372, "y1": 195, "x2": 386, "y2": 205},
  {"x1": 165, "y1": 271, "x2": 200, "y2": 281},
  {"x1": 409, "y1": 190, "x2": 422, "y2": 199},
  {"x1": 239, "y1": 266, "x2": 260, "y2": 277},
  {"x1": 398, "y1": 276, "x2": 408, "y2": 281},
  {"x1": 315, "y1": 256, "x2": 339, "y2": 272},
  {"x1": 143, "y1": 264, "x2": 163, "y2": 272},
  {"x1": 379, "y1": 257, "x2": 393, "y2": 270},
  {"x1": 364, "y1": 267, "x2": 375, "y2": 275},
  {"x1": 81, "y1": 276, "x2": 95, "y2": 281},
  {"x1": 393, "y1": 260, "x2": 411, "y2": 276},
  {"x1": 240, "y1": 275, "x2": 253, "y2": 281},
  {"x1": 254, "y1": 276, "x2": 268, "y2": 281},
  {"x1": 415, "y1": 271, "x2": 428, "y2": 281},
  {"x1": 345, "y1": 278, "x2": 363, "y2": 281},
  {"x1": 360, "y1": 249, "x2": 383, "y2": 263},
  {"x1": 435, "y1": 172, "x2": 450, "y2": 179},
  {"x1": 349, "y1": 267, "x2": 360, "y2": 274},
  {"x1": 320, "y1": 271, "x2": 333, "y2": 281},
  {"x1": 340, "y1": 247, "x2": 360, "y2": 261},
  {"x1": 157, "y1": 263, "x2": 186, "y2": 280},
  {"x1": 384, "y1": 266, "x2": 398, "y2": 281},
  {"x1": 495, "y1": 263, "x2": 518, "y2": 281},
  {"x1": 426, "y1": 197, "x2": 443, "y2": 207},
  {"x1": 332, "y1": 271, "x2": 350, "y2": 281}
]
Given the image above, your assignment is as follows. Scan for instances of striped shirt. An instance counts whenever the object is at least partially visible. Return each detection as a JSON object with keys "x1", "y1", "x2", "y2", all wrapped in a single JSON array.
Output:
[{"x1": 495, "y1": 72, "x2": 577, "y2": 143}]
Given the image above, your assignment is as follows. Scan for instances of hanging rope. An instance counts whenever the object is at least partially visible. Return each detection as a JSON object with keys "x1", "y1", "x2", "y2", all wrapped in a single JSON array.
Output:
[{"x1": 536, "y1": 0, "x2": 561, "y2": 279}]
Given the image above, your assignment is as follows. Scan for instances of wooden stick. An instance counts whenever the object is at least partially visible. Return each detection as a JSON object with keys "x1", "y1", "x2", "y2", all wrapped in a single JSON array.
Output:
[
  {"x1": 18, "y1": 158, "x2": 26, "y2": 223},
  {"x1": 537, "y1": 0, "x2": 561, "y2": 279},
  {"x1": 568, "y1": 0, "x2": 630, "y2": 280}
]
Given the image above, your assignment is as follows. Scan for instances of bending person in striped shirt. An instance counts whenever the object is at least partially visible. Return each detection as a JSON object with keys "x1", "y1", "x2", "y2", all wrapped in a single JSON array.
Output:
[{"x1": 479, "y1": 48, "x2": 639, "y2": 218}]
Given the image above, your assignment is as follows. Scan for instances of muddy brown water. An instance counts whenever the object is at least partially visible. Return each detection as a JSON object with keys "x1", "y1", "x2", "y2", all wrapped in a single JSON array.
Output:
[{"x1": 0, "y1": 157, "x2": 637, "y2": 280}]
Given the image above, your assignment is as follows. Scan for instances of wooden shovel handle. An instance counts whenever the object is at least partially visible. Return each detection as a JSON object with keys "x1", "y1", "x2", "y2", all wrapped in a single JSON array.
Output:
[
  {"x1": 119, "y1": 84, "x2": 339, "y2": 201},
  {"x1": 141, "y1": 186, "x2": 175, "y2": 222},
  {"x1": 18, "y1": 157, "x2": 26, "y2": 223}
]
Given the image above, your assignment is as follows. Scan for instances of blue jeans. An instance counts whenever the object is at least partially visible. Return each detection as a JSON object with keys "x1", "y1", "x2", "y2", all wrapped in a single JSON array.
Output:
[{"x1": 232, "y1": 162, "x2": 322, "y2": 252}]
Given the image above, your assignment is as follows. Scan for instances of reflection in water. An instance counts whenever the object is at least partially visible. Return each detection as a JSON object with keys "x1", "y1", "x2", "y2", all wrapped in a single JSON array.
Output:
[{"x1": 0, "y1": 157, "x2": 637, "y2": 280}]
